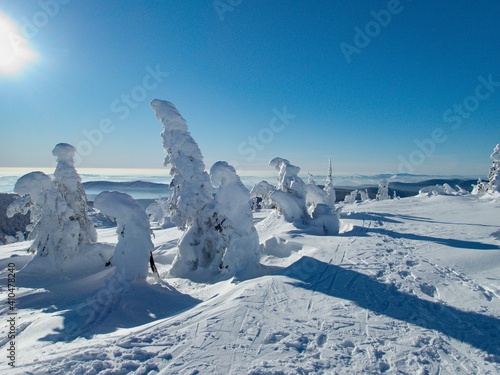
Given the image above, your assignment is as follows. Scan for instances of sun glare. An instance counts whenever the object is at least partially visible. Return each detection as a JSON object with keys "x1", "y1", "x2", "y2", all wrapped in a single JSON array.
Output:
[{"x1": 0, "y1": 13, "x2": 37, "y2": 75}]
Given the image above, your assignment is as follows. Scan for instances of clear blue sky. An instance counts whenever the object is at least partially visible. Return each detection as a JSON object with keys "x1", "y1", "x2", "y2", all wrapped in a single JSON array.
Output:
[{"x1": 0, "y1": 0, "x2": 499, "y2": 176}]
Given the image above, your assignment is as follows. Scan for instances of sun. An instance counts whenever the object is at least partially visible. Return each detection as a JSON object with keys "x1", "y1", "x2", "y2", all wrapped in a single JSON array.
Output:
[{"x1": 0, "y1": 13, "x2": 37, "y2": 75}]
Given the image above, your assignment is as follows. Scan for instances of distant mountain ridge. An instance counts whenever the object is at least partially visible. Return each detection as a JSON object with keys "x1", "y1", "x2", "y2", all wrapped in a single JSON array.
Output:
[{"x1": 83, "y1": 180, "x2": 170, "y2": 200}]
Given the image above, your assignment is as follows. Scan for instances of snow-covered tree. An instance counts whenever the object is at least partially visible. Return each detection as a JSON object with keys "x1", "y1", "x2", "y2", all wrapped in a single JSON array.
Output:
[
  {"x1": 359, "y1": 189, "x2": 369, "y2": 202},
  {"x1": 7, "y1": 172, "x2": 57, "y2": 255},
  {"x1": 267, "y1": 157, "x2": 340, "y2": 234},
  {"x1": 145, "y1": 197, "x2": 173, "y2": 228},
  {"x1": 323, "y1": 158, "x2": 336, "y2": 208},
  {"x1": 307, "y1": 172, "x2": 316, "y2": 185},
  {"x1": 343, "y1": 189, "x2": 359, "y2": 204},
  {"x1": 150, "y1": 99, "x2": 213, "y2": 231},
  {"x1": 472, "y1": 178, "x2": 486, "y2": 195},
  {"x1": 472, "y1": 144, "x2": 500, "y2": 195},
  {"x1": 487, "y1": 144, "x2": 500, "y2": 193},
  {"x1": 151, "y1": 99, "x2": 261, "y2": 281},
  {"x1": 209, "y1": 161, "x2": 261, "y2": 279},
  {"x1": 52, "y1": 143, "x2": 97, "y2": 245},
  {"x1": 7, "y1": 171, "x2": 83, "y2": 271},
  {"x1": 376, "y1": 179, "x2": 390, "y2": 201},
  {"x1": 6, "y1": 144, "x2": 102, "y2": 274},
  {"x1": 250, "y1": 180, "x2": 276, "y2": 209},
  {"x1": 94, "y1": 191, "x2": 153, "y2": 282}
]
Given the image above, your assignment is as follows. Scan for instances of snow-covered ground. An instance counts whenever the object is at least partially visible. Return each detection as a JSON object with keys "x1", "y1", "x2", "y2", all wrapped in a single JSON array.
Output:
[{"x1": 1, "y1": 194, "x2": 499, "y2": 374}]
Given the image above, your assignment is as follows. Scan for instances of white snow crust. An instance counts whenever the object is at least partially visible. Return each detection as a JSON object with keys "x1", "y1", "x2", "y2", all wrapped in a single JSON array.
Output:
[{"x1": 2, "y1": 194, "x2": 499, "y2": 374}]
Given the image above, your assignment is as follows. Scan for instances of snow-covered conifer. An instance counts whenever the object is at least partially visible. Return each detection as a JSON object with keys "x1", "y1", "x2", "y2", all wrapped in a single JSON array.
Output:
[
  {"x1": 267, "y1": 157, "x2": 340, "y2": 234},
  {"x1": 344, "y1": 189, "x2": 359, "y2": 204},
  {"x1": 209, "y1": 161, "x2": 261, "y2": 279},
  {"x1": 376, "y1": 179, "x2": 390, "y2": 201},
  {"x1": 487, "y1": 144, "x2": 500, "y2": 193},
  {"x1": 472, "y1": 178, "x2": 486, "y2": 195},
  {"x1": 52, "y1": 143, "x2": 97, "y2": 244},
  {"x1": 151, "y1": 100, "x2": 261, "y2": 281},
  {"x1": 94, "y1": 191, "x2": 153, "y2": 282},
  {"x1": 323, "y1": 158, "x2": 336, "y2": 208},
  {"x1": 359, "y1": 189, "x2": 369, "y2": 202},
  {"x1": 7, "y1": 171, "x2": 87, "y2": 271},
  {"x1": 250, "y1": 181, "x2": 276, "y2": 209},
  {"x1": 150, "y1": 99, "x2": 213, "y2": 230}
]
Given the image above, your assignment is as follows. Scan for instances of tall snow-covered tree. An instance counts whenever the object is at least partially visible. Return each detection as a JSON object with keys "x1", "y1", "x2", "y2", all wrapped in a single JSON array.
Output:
[
  {"x1": 323, "y1": 158, "x2": 336, "y2": 208},
  {"x1": 94, "y1": 191, "x2": 153, "y2": 282},
  {"x1": 150, "y1": 99, "x2": 213, "y2": 230},
  {"x1": 52, "y1": 143, "x2": 97, "y2": 245},
  {"x1": 7, "y1": 144, "x2": 102, "y2": 274},
  {"x1": 487, "y1": 144, "x2": 500, "y2": 193},
  {"x1": 150, "y1": 99, "x2": 261, "y2": 281},
  {"x1": 376, "y1": 179, "x2": 390, "y2": 201}
]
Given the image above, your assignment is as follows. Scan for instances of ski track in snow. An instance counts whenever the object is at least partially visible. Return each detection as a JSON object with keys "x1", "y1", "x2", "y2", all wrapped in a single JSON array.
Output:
[{"x1": 1, "y1": 195, "x2": 500, "y2": 374}]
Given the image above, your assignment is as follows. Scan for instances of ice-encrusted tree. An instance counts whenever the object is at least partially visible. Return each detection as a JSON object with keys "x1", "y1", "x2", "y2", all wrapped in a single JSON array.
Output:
[
  {"x1": 209, "y1": 161, "x2": 261, "y2": 279},
  {"x1": 472, "y1": 143, "x2": 500, "y2": 195},
  {"x1": 150, "y1": 99, "x2": 262, "y2": 281},
  {"x1": 250, "y1": 180, "x2": 276, "y2": 209},
  {"x1": 150, "y1": 99, "x2": 213, "y2": 231},
  {"x1": 94, "y1": 191, "x2": 153, "y2": 282},
  {"x1": 376, "y1": 179, "x2": 390, "y2": 201},
  {"x1": 6, "y1": 144, "x2": 100, "y2": 273},
  {"x1": 487, "y1": 144, "x2": 500, "y2": 193},
  {"x1": 268, "y1": 157, "x2": 340, "y2": 234},
  {"x1": 52, "y1": 143, "x2": 97, "y2": 244},
  {"x1": 359, "y1": 189, "x2": 370, "y2": 202},
  {"x1": 7, "y1": 172, "x2": 62, "y2": 257},
  {"x1": 343, "y1": 189, "x2": 359, "y2": 204},
  {"x1": 323, "y1": 158, "x2": 336, "y2": 208}
]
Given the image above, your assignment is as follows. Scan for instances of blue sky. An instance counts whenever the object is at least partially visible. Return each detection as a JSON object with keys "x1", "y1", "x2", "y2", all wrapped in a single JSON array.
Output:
[{"x1": 0, "y1": 0, "x2": 499, "y2": 176}]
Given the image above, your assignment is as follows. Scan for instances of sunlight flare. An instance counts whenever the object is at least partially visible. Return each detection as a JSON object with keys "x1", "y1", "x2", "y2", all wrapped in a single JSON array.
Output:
[{"x1": 0, "y1": 12, "x2": 37, "y2": 75}]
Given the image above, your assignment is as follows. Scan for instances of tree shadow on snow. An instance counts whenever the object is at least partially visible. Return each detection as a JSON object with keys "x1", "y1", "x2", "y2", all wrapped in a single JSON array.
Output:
[
  {"x1": 16, "y1": 268, "x2": 200, "y2": 342},
  {"x1": 343, "y1": 211, "x2": 499, "y2": 229},
  {"x1": 283, "y1": 256, "x2": 500, "y2": 359},
  {"x1": 367, "y1": 227, "x2": 500, "y2": 251}
]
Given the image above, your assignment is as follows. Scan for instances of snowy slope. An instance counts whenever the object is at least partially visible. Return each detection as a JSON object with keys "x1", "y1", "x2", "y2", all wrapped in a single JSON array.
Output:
[{"x1": 1, "y1": 194, "x2": 499, "y2": 374}]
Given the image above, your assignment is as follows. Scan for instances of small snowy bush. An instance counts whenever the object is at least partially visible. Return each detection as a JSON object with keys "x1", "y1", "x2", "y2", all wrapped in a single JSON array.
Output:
[{"x1": 419, "y1": 183, "x2": 461, "y2": 196}]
